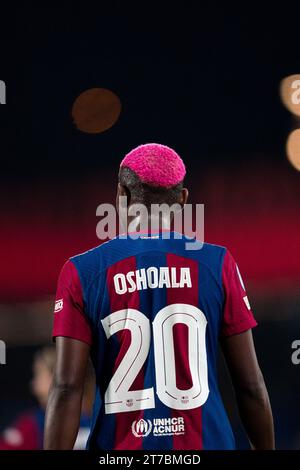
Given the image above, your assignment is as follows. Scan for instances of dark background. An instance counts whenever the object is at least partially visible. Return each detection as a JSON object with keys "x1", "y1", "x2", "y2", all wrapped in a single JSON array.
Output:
[
  {"x1": 1, "y1": 5, "x2": 299, "y2": 177},
  {"x1": 0, "y1": 3, "x2": 300, "y2": 449}
]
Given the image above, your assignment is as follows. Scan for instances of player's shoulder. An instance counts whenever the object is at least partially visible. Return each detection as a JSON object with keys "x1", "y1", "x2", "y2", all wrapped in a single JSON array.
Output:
[
  {"x1": 182, "y1": 237, "x2": 228, "y2": 260},
  {"x1": 199, "y1": 240, "x2": 227, "y2": 254},
  {"x1": 67, "y1": 236, "x2": 230, "y2": 277},
  {"x1": 196, "y1": 242, "x2": 240, "y2": 282},
  {"x1": 179, "y1": 239, "x2": 229, "y2": 280},
  {"x1": 68, "y1": 236, "x2": 127, "y2": 274}
]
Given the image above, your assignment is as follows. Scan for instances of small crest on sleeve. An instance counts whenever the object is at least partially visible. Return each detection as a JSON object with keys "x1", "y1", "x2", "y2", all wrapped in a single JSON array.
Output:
[{"x1": 54, "y1": 299, "x2": 64, "y2": 313}]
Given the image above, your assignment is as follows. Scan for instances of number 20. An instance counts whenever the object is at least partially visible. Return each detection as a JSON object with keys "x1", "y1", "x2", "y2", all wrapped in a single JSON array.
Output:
[{"x1": 101, "y1": 303, "x2": 209, "y2": 414}]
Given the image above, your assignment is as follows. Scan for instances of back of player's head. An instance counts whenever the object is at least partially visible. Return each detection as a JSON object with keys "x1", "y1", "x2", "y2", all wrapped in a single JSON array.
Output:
[
  {"x1": 120, "y1": 143, "x2": 186, "y2": 188},
  {"x1": 119, "y1": 143, "x2": 186, "y2": 207}
]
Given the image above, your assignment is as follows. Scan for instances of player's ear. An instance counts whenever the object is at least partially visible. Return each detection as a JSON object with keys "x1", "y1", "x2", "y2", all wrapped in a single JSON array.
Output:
[
  {"x1": 116, "y1": 183, "x2": 131, "y2": 213},
  {"x1": 179, "y1": 187, "x2": 189, "y2": 208}
]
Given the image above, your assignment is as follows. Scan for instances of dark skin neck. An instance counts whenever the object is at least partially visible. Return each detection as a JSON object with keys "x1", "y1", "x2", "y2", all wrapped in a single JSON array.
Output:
[{"x1": 116, "y1": 182, "x2": 189, "y2": 233}]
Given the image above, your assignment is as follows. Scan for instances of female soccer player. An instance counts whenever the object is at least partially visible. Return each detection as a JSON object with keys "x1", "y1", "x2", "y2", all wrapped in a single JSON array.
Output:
[{"x1": 44, "y1": 143, "x2": 274, "y2": 450}]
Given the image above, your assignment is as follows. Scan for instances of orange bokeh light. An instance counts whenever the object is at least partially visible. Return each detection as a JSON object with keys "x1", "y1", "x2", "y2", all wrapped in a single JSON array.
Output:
[
  {"x1": 71, "y1": 88, "x2": 121, "y2": 134},
  {"x1": 286, "y1": 129, "x2": 300, "y2": 171},
  {"x1": 280, "y1": 75, "x2": 300, "y2": 117}
]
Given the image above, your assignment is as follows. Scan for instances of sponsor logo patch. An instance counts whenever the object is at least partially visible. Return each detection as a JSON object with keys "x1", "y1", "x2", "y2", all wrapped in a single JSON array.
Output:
[
  {"x1": 54, "y1": 299, "x2": 63, "y2": 313},
  {"x1": 132, "y1": 417, "x2": 185, "y2": 438},
  {"x1": 131, "y1": 419, "x2": 152, "y2": 438}
]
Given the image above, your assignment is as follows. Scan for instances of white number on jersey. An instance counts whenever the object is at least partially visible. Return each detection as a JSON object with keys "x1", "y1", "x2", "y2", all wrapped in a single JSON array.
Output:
[{"x1": 101, "y1": 304, "x2": 209, "y2": 414}]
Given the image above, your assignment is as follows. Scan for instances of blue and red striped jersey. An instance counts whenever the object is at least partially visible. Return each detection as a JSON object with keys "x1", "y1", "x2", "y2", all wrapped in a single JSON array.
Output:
[{"x1": 52, "y1": 231, "x2": 257, "y2": 450}]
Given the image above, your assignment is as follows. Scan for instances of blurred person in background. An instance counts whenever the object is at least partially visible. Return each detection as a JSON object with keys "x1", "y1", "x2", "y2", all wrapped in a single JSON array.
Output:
[{"x1": 0, "y1": 346, "x2": 94, "y2": 450}]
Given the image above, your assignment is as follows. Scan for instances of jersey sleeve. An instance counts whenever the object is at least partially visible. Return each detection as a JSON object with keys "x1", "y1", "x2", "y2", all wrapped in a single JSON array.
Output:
[
  {"x1": 220, "y1": 250, "x2": 257, "y2": 337},
  {"x1": 52, "y1": 260, "x2": 92, "y2": 346}
]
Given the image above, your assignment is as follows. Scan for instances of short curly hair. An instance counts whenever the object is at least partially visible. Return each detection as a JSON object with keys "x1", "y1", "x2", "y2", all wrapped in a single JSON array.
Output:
[
  {"x1": 119, "y1": 143, "x2": 186, "y2": 208},
  {"x1": 120, "y1": 143, "x2": 186, "y2": 187}
]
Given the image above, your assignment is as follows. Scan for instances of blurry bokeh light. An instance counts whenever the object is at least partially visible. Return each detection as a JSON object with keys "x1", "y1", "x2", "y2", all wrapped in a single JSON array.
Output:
[
  {"x1": 280, "y1": 74, "x2": 300, "y2": 117},
  {"x1": 71, "y1": 88, "x2": 122, "y2": 134},
  {"x1": 286, "y1": 129, "x2": 300, "y2": 171}
]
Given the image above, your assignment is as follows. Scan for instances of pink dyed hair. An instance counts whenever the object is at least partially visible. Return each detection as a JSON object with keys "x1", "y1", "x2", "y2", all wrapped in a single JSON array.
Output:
[{"x1": 120, "y1": 143, "x2": 186, "y2": 187}]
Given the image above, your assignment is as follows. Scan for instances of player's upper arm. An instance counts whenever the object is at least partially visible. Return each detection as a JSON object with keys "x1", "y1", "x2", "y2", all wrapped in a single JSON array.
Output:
[
  {"x1": 53, "y1": 337, "x2": 91, "y2": 391},
  {"x1": 220, "y1": 329, "x2": 265, "y2": 395},
  {"x1": 52, "y1": 260, "x2": 92, "y2": 346},
  {"x1": 220, "y1": 249, "x2": 257, "y2": 337}
]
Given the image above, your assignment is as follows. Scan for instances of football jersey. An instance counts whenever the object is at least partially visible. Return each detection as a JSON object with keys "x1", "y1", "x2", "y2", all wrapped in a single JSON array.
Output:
[{"x1": 52, "y1": 231, "x2": 257, "y2": 450}]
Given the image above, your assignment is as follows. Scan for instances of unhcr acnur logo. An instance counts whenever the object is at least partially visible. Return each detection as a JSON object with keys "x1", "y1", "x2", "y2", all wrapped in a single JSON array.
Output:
[{"x1": 131, "y1": 419, "x2": 152, "y2": 438}]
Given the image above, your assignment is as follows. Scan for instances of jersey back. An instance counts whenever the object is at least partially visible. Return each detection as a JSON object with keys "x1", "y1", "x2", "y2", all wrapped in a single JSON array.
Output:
[{"x1": 53, "y1": 232, "x2": 257, "y2": 450}]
